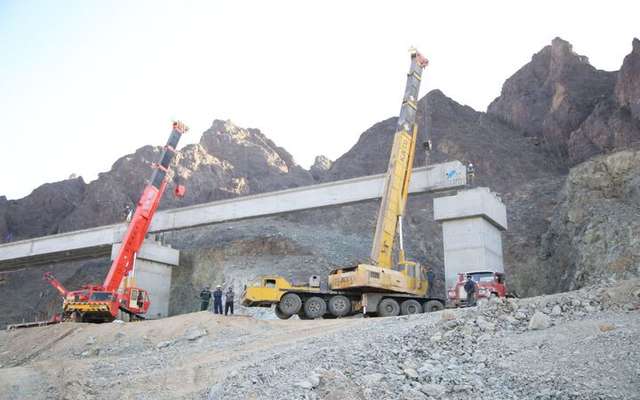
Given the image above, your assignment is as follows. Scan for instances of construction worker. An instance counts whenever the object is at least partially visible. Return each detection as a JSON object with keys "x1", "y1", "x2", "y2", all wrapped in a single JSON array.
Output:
[
  {"x1": 426, "y1": 267, "x2": 435, "y2": 297},
  {"x1": 464, "y1": 275, "x2": 477, "y2": 306},
  {"x1": 224, "y1": 287, "x2": 235, "y2": 316},
  {"x1": 199, "y1": 286, "x2": 212, "y2": 311},
  {"x1": 136, "y1": 291, "x2": 144, "y2": 309},
  {"x1": 467, "y1": 163, "x2": 475, "y2": 185},
  {"x1": 124, "y1": 204, "x2": 134, "y2": 222},
  {"x1": 212, "y1": 285, "x2": 223, "y2": 314}
]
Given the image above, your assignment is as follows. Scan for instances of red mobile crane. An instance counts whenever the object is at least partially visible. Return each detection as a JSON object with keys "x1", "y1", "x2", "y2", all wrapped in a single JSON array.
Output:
[{"x1": 45, "y1": 121, "x2": 188, "y2": 323}]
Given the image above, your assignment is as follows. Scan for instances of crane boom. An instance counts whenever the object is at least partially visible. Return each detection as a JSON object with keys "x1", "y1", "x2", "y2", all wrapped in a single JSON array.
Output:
[
  {"x1": 370, "y1": 49, "x2": 428, "y2": 268},
  {"x1": 103, "y1": 121, "x2": 187, "y2": 291},
  {"x1": 244, "y1": 49, "x2": 444, "y2": 319},
  {"x1": 44, "y1": 121, "x2": 188, "y2": 323}
]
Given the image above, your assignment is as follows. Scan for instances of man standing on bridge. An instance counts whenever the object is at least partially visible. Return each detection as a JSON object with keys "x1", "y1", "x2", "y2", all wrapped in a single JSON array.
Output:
[{"x1": 212, "y1": 285, "x2": 223, "y2": 314}]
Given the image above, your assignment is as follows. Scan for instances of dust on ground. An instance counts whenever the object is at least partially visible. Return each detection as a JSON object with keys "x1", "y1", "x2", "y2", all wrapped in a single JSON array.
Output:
[{"x1": 0, "y1": 280, "x2": 638, "y2": 400}]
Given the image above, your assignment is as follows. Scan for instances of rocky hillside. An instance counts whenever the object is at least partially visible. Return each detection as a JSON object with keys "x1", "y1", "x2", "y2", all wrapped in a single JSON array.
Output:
[
  {"x1": 1, "y1": 38, "x2": 639, "y2": 319},
  {"x1": 0, "y1": 120, "x2": 315, "y2": 238},
  {"x1": 488, "y1": 37, "x2": 640, "y2": 165},
  {"x1": 540, "y1": 150, "x2": 640, "y2": 292}
]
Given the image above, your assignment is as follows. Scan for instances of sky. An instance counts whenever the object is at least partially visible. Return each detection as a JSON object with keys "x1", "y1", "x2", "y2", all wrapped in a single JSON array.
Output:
[{"x1": 0, "y1": 1, "x2": 638, "y2": 200}]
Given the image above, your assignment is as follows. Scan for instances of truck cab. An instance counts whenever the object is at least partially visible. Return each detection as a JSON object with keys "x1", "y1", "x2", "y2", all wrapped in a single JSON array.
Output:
[
  {"x1": 447, "y1": 270, "x2": 507, "y2": 307},
  {"x1": 241, "y1": 275, "x2": 322, "y2": 307}
]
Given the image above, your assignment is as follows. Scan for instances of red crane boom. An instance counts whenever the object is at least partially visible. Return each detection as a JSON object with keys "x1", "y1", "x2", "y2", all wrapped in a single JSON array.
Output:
[
  {"x1": 103, "y1": 121, "x2": 187, "y2": 291},
  {"x1": 44, "y1": 121, "x2": 188, "y2": 322}
]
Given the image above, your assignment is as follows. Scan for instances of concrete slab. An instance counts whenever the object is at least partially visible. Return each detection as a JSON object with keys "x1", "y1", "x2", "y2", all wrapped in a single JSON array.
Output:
[
  {"x1": 110, "y1": 241, "x2": 178, "y2": 319},
  {"x1": 133, "y1": 260, "x2": 172, "y2": 319},
  {"x1": 441, "y1": 218, "x2": 504, "y2": 288},
  {"x1": 433, "y1": 187, "x2": 507, "y2": 230},
  {"x1": 0, "y1": 162, "x2": 467, "y2": 269},
  {"x1": 110, "y1": 240, "x2": 179, "y2": 266}
]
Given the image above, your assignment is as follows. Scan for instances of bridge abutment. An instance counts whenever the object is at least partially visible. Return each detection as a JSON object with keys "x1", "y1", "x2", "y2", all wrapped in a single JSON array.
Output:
[
  {"x1": 433, "y1": 187, "x2": 508, "y2": 289},
  {"x1": 110, "y1": 240, "x2": 179, "y2": 319}
]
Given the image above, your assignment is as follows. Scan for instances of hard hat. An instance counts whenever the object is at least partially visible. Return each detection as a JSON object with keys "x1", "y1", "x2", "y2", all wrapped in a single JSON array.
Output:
[{"x1": 216, "y1": 285, "x2": 221, "y2": 288}]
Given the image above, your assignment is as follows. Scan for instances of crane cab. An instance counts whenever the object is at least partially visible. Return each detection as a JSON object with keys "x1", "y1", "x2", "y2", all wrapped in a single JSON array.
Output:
[
  {"x1": 121, "y1": 287, "x2": 150, "y2": 315},
  {"x1": 328, "y1": 263, "x2": 429, "y2": 297}
]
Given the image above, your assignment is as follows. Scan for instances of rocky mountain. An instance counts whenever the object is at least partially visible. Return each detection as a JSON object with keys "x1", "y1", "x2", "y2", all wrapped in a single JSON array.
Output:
[
  {"x1": 1, "y1": 38, "x2": 639, "y2": 320},
  {"x1": 615, "y1": 38, "x2": 640, "y2": 121},
  {"x1": 1, "y1": 120, "x2": 315, "y2": 238},
  {"x1": 309, "y1": 155, "x2": 333, "y2": 181},
  {"x1": 1, "y1": 178, "x2": 85, "y2": 239},
  {"x1": 488, "y1": 37, "x2": 640, "y2": 165}
]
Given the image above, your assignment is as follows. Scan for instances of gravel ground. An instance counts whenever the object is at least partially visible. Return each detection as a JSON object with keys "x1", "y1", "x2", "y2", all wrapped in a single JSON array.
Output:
[{"x1": 0, "y1": 280, "x2": 638, "y2": 400}]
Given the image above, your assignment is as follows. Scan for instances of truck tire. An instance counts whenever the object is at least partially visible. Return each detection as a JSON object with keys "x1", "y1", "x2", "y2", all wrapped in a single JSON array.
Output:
[
  {"x1": 423, "y1": 300, "x2": 444, "y2": 313},
  {"x1": 400, "y1": 299, "x2": 422, "y2": 315},
  {"x1": 328, "y1": 295, "x2": 351, "y2": 317},
  {"x1": 378, "y1": 298, "x2": 400, "y2": 317},
  {"x1": 303, "y1": 296, "x2": 327, "y2": 319},
  {"x1": 298, "y1": 311, "x2": 312, "y2": 320},
  {"x1": 274, "y1": 307, "x2": 292, "y2": 320},
  {"x1": 278, "y1": 293, "x2": 302, "y2": 316}
]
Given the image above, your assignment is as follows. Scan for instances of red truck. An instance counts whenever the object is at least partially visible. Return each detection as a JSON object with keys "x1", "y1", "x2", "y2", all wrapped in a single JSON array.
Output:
[{"x1": 447, "y1": 270, "x2": 509, "y2": 307}]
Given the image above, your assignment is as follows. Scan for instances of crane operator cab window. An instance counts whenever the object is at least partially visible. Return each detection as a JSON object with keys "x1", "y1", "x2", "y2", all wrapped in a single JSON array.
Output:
[
  {"x1": 129, "y1": 289, "x2": 142, "y2": 309},
  {"x1": 264, "y1": 279, "x2": 276, "y2": 288},
  {"x1": 136, "y1": 291, "x2": 145, "y2": 308},
  {"x1": 90, "y1": 292, "x2": 114, "y2": 302}
]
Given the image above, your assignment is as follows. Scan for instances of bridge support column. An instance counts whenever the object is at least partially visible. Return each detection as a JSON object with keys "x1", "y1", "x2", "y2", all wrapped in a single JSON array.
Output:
[
  {"x1": 433, "y1": 187, "x2": 507, "y2": 289},
  {"x1": 111, "y1": 240, "x2": 179, "y2": 319}
]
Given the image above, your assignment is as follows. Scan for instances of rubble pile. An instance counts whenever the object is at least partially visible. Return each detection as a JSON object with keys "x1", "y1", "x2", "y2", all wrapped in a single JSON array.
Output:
[
  {"x1": 212, "y1": 279, "x2": 640, "y2": 400},
  {"x1": 0, "y1": 280, "x2": 638, "y2": 399}
]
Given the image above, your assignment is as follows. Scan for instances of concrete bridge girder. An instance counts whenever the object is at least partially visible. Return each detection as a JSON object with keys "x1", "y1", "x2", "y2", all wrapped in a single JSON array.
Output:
[{"x1": 0, "y1": 162, "x2": 467, "y2": 270}]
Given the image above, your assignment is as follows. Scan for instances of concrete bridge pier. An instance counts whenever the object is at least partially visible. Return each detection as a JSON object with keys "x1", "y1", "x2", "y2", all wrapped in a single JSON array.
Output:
[
  {"x1": 110, "y1": 240, "x2": 179, "y2": 319},
  {"x1": 433, "y1": 187, "x2": 508, "y2": 289}
]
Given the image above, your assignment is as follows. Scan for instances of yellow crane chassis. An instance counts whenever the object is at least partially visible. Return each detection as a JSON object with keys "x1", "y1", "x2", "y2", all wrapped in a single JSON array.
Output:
[{"x1": 241, "y1": 275, "x2": 444, "y2": 320}]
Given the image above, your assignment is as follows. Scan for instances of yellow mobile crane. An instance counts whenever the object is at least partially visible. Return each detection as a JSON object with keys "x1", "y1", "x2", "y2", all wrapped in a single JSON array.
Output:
[{"x1": 241, "y1": 49, "x2": 443, "y2": 319}]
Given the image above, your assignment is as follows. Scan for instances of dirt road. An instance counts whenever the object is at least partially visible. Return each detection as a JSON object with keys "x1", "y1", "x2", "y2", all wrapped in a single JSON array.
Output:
[{"x1": 0, "y1": 312, "x2": 366, "y2": 399}]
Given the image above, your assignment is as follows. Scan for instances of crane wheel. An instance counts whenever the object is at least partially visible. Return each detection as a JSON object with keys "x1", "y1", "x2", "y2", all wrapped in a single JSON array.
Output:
[
  {"x1": 274, "y1": 307, "x2": 292, "y2": 320},
  {"x1": 378, "y1": 298, "x2": 400, "y2": 317},
  {"x1": 303, "y1": 296, "x2": 327, "y2": 319},
  {"x1": 400, "y1": 299, "x2": 422, "y2": 315},
  {"x1": 328, "y1": 295, "x2": 351, "y2": 317},
  {"x1": 278, "y1": 293, "x2": 302, "y2": 316},
  {"x1": 298, "y1": 311, "x2": 312, "y2": 320},
  {"x1": 423, "y1": 300, "x2": 444, "y2": 313}
]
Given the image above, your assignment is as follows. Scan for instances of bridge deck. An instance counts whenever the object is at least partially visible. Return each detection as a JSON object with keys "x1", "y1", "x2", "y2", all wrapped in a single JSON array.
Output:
[{"x1": 0, "y1": 162, "x2": 466, "y2": 269}]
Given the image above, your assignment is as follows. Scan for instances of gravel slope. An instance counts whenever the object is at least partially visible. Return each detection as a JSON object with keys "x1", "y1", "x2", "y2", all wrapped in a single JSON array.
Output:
[{"x1": 0, "y1": 280, "x2": 638, "y2": 400}]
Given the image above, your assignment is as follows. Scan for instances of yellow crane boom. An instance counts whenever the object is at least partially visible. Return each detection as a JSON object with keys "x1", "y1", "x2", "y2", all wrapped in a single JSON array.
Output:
[
  {"x1": 370, "y1": 49, "x2": 429, "y2": 268},
  {"x1": 241, "y1": 49, "x2": 445, "y2": 320}
]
